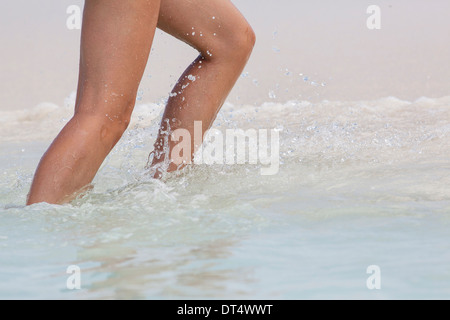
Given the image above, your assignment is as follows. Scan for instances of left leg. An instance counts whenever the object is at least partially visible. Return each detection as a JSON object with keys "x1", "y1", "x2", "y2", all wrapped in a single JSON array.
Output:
[
  {"x1": 149, "y1": 0, "x2": 256, "y2": 175},
  {"x1": 27, "y1": 0, "x2": 161, "y2": 205}
]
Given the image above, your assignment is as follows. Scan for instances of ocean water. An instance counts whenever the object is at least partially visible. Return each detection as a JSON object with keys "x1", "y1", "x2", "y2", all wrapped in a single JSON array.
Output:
[{"x1": 1, "y1": 95, "x2": 450, "y2": 299}]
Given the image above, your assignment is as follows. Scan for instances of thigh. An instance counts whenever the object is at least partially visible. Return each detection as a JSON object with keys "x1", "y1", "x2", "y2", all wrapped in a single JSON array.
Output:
[
  {"x1": 157, "y1": 0, "x2": 253, "y2": 58},
  {"x1": 76, "y1": 0, "x2": 161, "y2": 118}
]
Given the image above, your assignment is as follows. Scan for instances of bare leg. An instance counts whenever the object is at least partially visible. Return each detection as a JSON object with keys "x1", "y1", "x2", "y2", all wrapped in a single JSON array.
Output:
[
  {"x1": 149, "y1": 0, "x2": 255, "y2": 175},
  {"x1": 27, "y1": 0, "x2": 161, "y2": 205}
]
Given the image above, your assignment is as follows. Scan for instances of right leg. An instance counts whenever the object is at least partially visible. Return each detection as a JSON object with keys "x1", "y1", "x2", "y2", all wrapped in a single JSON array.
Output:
[
  {"x1": 27, "y1": 0, "x2": 161, "y2": 205},
  {"x1": 148, "y1": 0, "x2": 256, "y2": 176}
]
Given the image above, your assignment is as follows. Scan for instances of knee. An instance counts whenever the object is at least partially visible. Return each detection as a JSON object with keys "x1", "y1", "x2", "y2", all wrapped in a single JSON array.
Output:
[
  {"x1": 99, "y1": 120, "x2": 128, "y2": 149},
  {"x1": 207, "y1": 22, "x2": 256, "y2": 64},
  {"x1": 87, "y1": 113, "x2": 131, "y2": 151},
  {"x1": 103, "y1": 113, "x2": 130, "y2": 143},
  {"x1": 241, "y1": 25, "x2": 256, "y2": 59},
  {"x1": 99, "y1": 107, "x2": 132, "y2": 148},
  {"x1": 237, "y1": 24, "x2": 256, "y2": 56},
  {"x1": 75, "y1": 97, "x2": 134, "y2": 148}
]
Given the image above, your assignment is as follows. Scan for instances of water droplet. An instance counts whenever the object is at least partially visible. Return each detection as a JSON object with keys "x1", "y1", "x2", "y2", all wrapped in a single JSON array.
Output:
[
  {"x1": 273, "y1": 30, "x2": 278, "y2": 40},
  {"x1": 136, "y1": 89, "x2": 144, "y2": 101}
]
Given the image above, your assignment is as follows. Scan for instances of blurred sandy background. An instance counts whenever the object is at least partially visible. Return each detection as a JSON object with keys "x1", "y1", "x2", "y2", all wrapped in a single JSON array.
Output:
[{"x1": 1, "y1": 0, "x2": 449, "y2": 111}]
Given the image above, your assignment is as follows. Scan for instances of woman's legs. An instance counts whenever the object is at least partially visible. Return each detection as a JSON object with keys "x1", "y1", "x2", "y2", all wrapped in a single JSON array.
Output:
[
  {"x1": 27, "y1": 0, "x2": 255, "y2": 204},
  {"x1": 149, "y1": 0, "x2": 255, "y2": 174},
  {"x1": 27, "y1": 0, "x2": 161, "y2": 205}
]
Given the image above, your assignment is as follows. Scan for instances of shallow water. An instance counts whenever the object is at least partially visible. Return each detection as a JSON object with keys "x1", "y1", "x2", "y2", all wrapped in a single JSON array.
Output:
[{"x1": 1, "y1": 96, "x2": 450, "y2": 299}]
